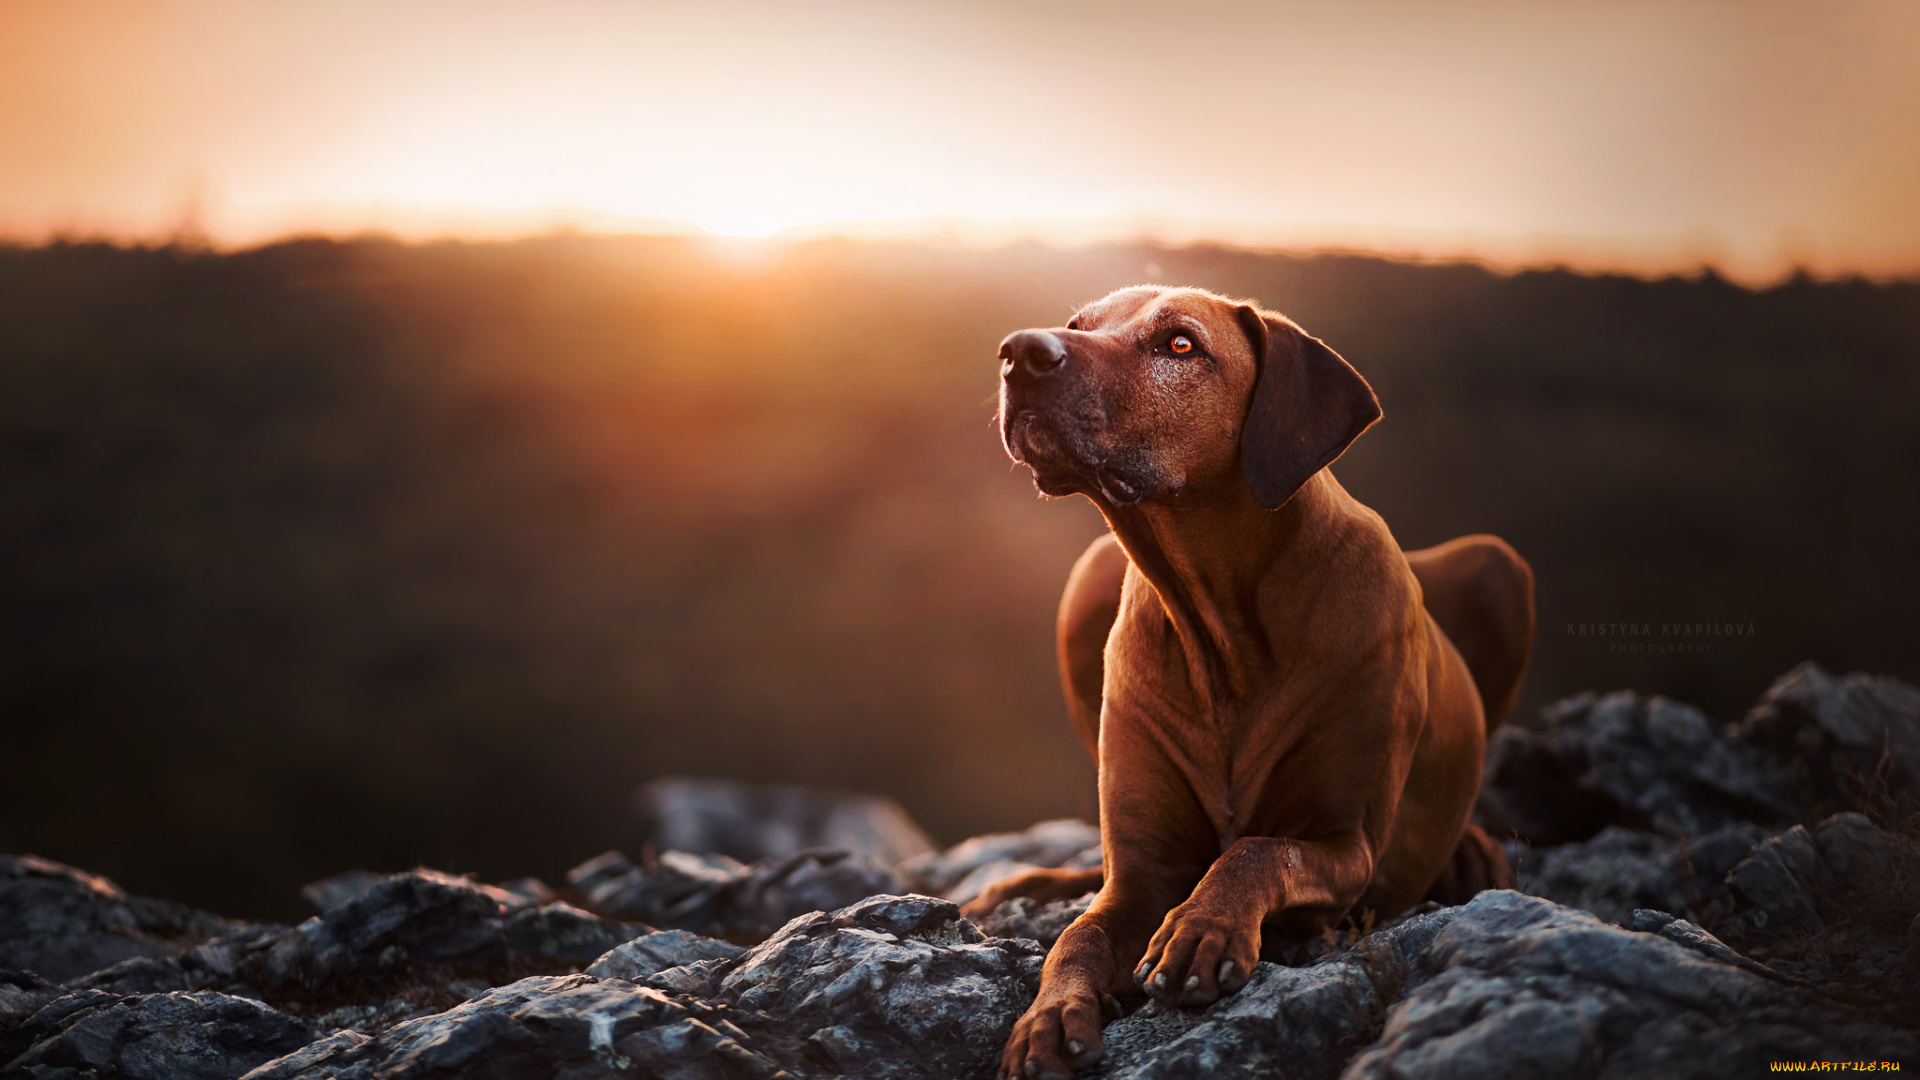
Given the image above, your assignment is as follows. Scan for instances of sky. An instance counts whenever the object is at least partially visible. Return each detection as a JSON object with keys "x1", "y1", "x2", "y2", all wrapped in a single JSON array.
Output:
[{"x1": 3, "y1": 0, "x2": 1918, "y2": 281}]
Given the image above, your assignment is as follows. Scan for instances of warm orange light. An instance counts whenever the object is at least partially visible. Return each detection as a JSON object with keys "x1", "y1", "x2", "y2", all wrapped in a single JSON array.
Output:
[{"x1": 2, "y1": 1, "x2": 1917, "y2": 283}]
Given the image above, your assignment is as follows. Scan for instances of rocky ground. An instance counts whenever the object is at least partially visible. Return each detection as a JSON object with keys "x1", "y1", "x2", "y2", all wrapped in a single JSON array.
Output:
[{"x1": 4, "y1": 661, "x2": 1918, "y2": 1079}]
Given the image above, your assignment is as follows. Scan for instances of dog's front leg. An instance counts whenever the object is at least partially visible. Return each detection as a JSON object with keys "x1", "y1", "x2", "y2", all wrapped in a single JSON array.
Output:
[
  {"x1": 999, "y1": 862, "x2": 1196, "y2": 1079},
  {"x1": 1134, "y1": 833, "x2": 1374, "y2": 1006}
]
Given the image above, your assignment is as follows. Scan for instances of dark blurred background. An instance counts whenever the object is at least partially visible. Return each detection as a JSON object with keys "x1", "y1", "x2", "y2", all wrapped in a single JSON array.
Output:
[{"x1": 2, "y1": 234, "x2": 1916, "y2": 920}]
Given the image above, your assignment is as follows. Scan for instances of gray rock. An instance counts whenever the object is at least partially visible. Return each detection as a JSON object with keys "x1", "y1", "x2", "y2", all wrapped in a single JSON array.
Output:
[
  {"x1": 566, "y1": 848, "x2": 903, "y2": 942},
  {"x1": 971, "y1": 894, "x2": 1094, "y2": 950},
  {"x1": 237, "y1": 975, "x2": 785, "y2": 1080},
  {"x1": 711, "y1": 893, "x2": 1046, "y2": 1080},
  {"x1": 0, "y1": 970, "x2": 62, "y2": 1043},
  {"x1": 244, "y1": 870, "x2": 644, "y2": 993},
  {"x1": 500, "y1": 902, "x2": 645, "y2": 965},
  {"x1": 1812, "y1": 811, "x2": 1911, "y2": 879},
  {"x1": 67, "y1": 956, "x2": 193, "y2": 995},
  {"x1": 1480, "y1": 692, "x2": 1800, "y2": 846},
  {"x1": 899, "y1": 818, "x2": 1102, "y2": 904},
  {"x1": 298, "y1": 873, "x2": 383, "y2": 917},
  {"x1": 1723, "y1": 826, "x2": 1832, "y2": 935},
  {"x1": 1094, "y1": 905, "x2": 1461, "y2": 1080},
  {"x1": 632, "y1": 777, "x2": 937, "y2": 867},
  {"x1": 492, "y1": 878, "x2": 557, "y2": 908},
  {"x1": 0, "y1": 855, "x2": 241, "y2": 984},
  {"x1": 566, "y1": 849, "x2": 746, "y2": 924},
  {"x1": 1625, "y1": 910, "x2": 1787, "y2": 981},
  {"x1": 1512, "y1": 824, "x2": 1768, "y2": 926},
  {"x1": 1734, "y1": 662, "x2": 1920, "y2": 812},
  {"x1": 585, "y1": 930, "x2": 744, "y2": 981},
  {"x1": 4, "y1": 990, "x2": 315, "y2": 1080},
  {"x1": 1343, "y1": 890, "x2": 1916, "y2": 1079},
  {"x1": 247, "y1": 893, "x2": 1047, "y2": 1080}
]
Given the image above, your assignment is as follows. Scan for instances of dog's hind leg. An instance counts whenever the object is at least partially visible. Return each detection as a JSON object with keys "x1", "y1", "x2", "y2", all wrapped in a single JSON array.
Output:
[
  {"x1": 961, "y1": 866, "x2": 1106, "y2": 919},
  {"x1": 1423, "y1": 823, "x2": 1512, "y2": 905},
  {"x1": 1406, "y1": 534, "x2": 1535, "y2": 733}
]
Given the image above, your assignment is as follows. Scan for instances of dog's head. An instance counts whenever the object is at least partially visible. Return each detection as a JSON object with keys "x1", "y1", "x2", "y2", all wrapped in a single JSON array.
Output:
[{"x1": 997, "y1": 286, "x2": 1380, "y2": 510}]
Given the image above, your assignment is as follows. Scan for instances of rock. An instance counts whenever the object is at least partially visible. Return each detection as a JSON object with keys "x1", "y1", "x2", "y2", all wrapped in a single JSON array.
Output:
[
  {"x1": 298, "y1": 873, "x2": 383, "y2": 917},
  {"x1": 68, "y1": 956, "x2": 194, "y2": 995},
  {"x1": 247, "y1": 894, "x2": 1047, "y2": 1080},
  {"x1": 243, "y1": 870, "x2": 645, "y2": 996},
  {"x1": 0, "y1": 970, "x2": 62, "y2": 1042},
  {"x1": 493, "y1": 878, "x2": 557, "y2": 908},
  {"x1": 0, "y1": 855, "x2": 240, "y2": 984},
  {"x1": 236, "y1": 975, "x2": 784, "y2": 1080},
  {"x1": 722, "y1": 850, "x2": 905, "y2": 942},
  {"x1": 899, "y1": 818, "x2": 1101, "y2": 904},
  {"x1": 1343, "y1": 890, "x2": 1916, "y2": 1078},
  {"x1": 711, "y1": 893, "x2": 1046, "y2": 1080},
  {"x1": 565, "y1": 848, "x2": 902, "y2": 942},
  {"x1": 631, "y1": 777, "x2": 937, "y2": 866},
  {"x1": 1723, "y1": 825, "x2": 1833, "y2": 935},
  {"x1": 501, "y1": 902, "x2": 646, "y2": 965},
  {"x1": 1812, "y1": 811, "x2": 1911, "y2": 879},
  {"x1": 585, "y1": 930, "x2": 745, "y2": 981},
  {"x1": 1479, "y1": 692, "x2": 1801, "y2": 846},
  {"x1": 567, "y1": 849, "x2": 746, "y2": 924},
  {"x1": 4, "y1": 990, "x2": 315, "y2": 1080},
  {"x1": 971, "y1": 895, "x2": 1094, "y2": 950},
  {"x1": 1625, "y1": 910, "x2": 1788, "y2": 981},
  {"x1": 1093, "y1": 905, "x2": 1460, "y2": 1080},
  {"x1": 1511, "y1": 823, "x2": 1769, "y2": 926},
  {"x1": 179, "y1": 925, "x2": 286, "y2": 991},
  {"x1": 1734, "y1": 662, "x2": 1920, "y2": 813}
]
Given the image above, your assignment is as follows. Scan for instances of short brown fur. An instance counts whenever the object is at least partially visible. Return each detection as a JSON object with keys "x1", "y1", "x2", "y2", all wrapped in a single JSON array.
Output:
[{"x1": 983, "y1": 287, "x2": 1533, "y2": 1078}]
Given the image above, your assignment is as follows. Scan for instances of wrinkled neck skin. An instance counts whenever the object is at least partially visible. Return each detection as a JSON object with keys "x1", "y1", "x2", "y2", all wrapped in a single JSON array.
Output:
[{"x1": 1095, "y1": 471, "x2": 1348, "y2": 710}]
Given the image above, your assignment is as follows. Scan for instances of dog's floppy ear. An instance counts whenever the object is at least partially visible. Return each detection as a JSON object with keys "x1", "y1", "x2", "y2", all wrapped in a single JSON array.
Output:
[{"x1": 1234, "y1": 306, "x2": 1381, "y2": 510}]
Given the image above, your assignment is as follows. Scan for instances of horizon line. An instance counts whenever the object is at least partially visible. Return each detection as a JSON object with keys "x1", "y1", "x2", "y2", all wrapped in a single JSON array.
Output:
[{"x1": 5, "y1": 217, "x2": 1918, "y2": 291}]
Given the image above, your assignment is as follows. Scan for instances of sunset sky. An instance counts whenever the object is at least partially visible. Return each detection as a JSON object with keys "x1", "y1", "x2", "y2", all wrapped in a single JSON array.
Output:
[{"x1": 3, "y1": 0, "x2": 1917, "y2": 281}]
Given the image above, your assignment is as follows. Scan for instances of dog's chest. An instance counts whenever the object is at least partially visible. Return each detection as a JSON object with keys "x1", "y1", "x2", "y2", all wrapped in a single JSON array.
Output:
[{"x1": 1128, "y1": 671, "x2": 1301, "y2": 850}]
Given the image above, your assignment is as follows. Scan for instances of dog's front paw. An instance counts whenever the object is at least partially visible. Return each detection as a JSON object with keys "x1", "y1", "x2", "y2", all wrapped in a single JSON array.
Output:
[
  {"x1": 1134, "y1": 902, "x2": 1259, "y2": 1007},
  {"x1": 999, "y1": 987, "x2": 1108, "y2": 1079}
]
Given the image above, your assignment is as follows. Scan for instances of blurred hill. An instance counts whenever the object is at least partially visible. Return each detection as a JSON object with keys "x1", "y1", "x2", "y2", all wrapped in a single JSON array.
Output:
[{"x1": 1, "y1": 235, "x2": 1915, "y2": 920}]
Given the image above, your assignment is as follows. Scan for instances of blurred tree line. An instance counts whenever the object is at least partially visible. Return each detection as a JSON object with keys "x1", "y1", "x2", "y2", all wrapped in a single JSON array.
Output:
[{"x1": 1, "y1": 235, "x2": 1914, "y2": 918}]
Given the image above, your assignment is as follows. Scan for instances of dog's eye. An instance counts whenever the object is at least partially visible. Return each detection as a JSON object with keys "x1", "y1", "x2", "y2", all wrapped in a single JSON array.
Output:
[{"x1": 1169, "y1": 334, "x2": 1194, "y2": 355}]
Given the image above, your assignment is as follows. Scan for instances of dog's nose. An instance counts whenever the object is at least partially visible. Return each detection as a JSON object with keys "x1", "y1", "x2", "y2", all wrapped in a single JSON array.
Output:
[{"x1": 999, "y1": 330, "x2": 1069, "y2": 381}]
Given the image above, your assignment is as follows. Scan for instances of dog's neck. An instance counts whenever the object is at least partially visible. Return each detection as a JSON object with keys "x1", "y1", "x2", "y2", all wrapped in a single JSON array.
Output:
[{"x1": 1098, "y1": 470, "x2": 1350, "y2": 704}]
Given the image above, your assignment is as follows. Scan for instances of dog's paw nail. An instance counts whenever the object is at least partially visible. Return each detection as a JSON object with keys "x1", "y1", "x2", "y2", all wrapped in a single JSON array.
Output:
[
  {"x1": 1219, "y1": 960, "x2": 1237, "y2": 982},
  {"x1": 1134, "y1": 963, "x2": 1150, "y2": 984},
  {"x1": 1183, "y1": 974, "x2": 1200, "y2": 992},
  {"x1": 1152, "y1": 972, "x2": 1167, "y2": 990},
  {"x1": 1067, "y1": 1039, "x2": 1084, "y2": 1055},
  {"x1": 1102, "y1": 993, "x2": 1124, "y2": 1019},
  {"x1": 1024, "y1": 1061, "x2": 1039, "y2": 1078}
]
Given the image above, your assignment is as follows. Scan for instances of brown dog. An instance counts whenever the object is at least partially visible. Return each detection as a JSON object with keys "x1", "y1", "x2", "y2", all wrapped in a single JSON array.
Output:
[{"x1": 983, "y1": 287, "x2": 1533, "y2": 1079}]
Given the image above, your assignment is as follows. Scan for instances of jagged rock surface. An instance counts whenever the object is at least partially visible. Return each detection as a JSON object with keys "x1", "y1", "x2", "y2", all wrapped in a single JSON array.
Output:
[
  {"x1": 0, "y1": 856, "x2": 240, "y2": 984},
  {"x1": 899, "y1": 818, "x2": 1101, "y2": 905},
  {"x1": 1479, "y1": 691, "x2": 1800, "y2": 846},
  {"x1": 1510, "y1": 822, "x2": 1772, "y2": 926},
  {"x1": 567, "y1": 848, "x2": 901, "y2": 942},
  {"x1": 1344, "y1": 891, "x2": 1916, "y2": 1078},
  {"x1": 631, "y1": 777, "x2": 937, "y2": 866},
  {"x1": 584, "y1": 930, "x2": 744, "y2": 981},
  {"x1": 7, "y1": 665, "x2": 1920, "y2": 1079},
  {"x1": 4, "y1": 990, "x2": 315, "y2": 1080},
  {"x1": 1735, "y1": 662, "x2": 1920, "y2": 815},
  {"x1": 237, "y1": 870, "x2": 647, "y2": 1001},
  {"x1": 242, "y1": 894, "x2": 1044, "y2": 1080}
]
